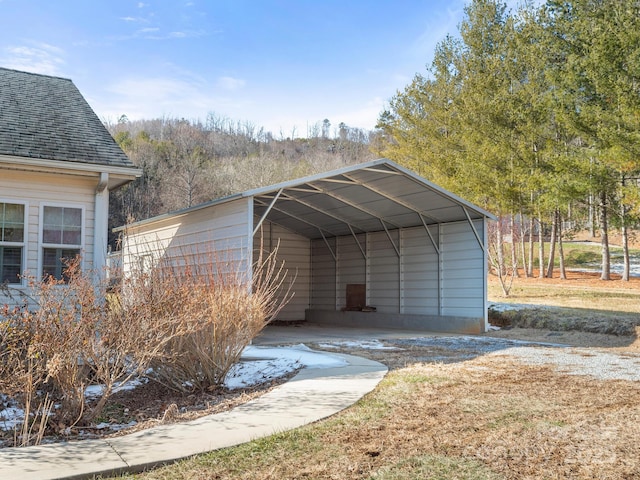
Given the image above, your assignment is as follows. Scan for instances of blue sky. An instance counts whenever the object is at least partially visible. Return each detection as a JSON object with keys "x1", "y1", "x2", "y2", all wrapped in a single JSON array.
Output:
[{"x1": 1, "y1": 0, "x2": 468, "y2": 136}]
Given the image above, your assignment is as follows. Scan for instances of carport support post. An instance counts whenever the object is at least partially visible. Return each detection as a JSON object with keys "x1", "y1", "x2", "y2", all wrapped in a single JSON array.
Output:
[
  {"x1": 399, "y1": 229, "x2": 404, "y2": 314},
  {"x1": 419, "y1": 215, "x2": 442, "y2": 316},
  {"x1": 439, "y1": 224, "x2": 444, "y2": 317},
  {"x1": 380, "y1": 220, "x2": 401, "y2": 314}
]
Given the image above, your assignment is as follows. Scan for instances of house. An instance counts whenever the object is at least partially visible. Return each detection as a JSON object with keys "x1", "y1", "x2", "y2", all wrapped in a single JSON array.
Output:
[
  {"x1": 0, "y1": 67, "x2": 141, "y2": 299},
  {"x1": 117, "y1": 159, "x2": 496, "y2": 334}
]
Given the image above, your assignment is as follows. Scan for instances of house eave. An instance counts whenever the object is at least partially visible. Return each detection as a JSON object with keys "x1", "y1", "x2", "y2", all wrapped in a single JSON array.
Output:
[{"x1": 0, "y1": 154, "x2": 142, "y2": 189}]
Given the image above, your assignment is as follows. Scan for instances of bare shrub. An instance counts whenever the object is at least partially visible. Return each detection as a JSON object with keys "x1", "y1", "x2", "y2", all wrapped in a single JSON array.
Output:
[
  {"x1": 0, "y1": 240, "x2": 290, "y2": 440},
  {"x1": 1, "y1": 256, "x2": 196, "y2": 436},
  {"x1": 143, "y1": 243, "x2": 292, "y2": 393},
  {"x1": 488, "y1": 219, "x2": 517, "y2": 296},
  {"x1": 0, "y1": 306, "x2": 52, "y2": 446}
]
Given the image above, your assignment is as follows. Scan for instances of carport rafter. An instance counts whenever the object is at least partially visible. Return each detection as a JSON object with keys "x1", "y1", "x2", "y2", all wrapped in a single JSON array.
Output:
[
  {"x1": 319, "y1": 229, "x2": 337, "y2": 262},
  {"x1": 348, "y1": 224, "x2": 367, "y2": 260},
  {"x1": 419, "y1": 214, "x2": 440, "y2": 255},
  {"x1": 253, "y1": 197, "x2": 341, "y2": 238},
  {"x1": 304, "y1": 180, "x2": 403, "y2": 230},
  {"x1": 463, "y1": 207, "x2": 486, "y2": 253},
  {"x1": 341, "y1": 172, "x2": 444, "y2": 224},
  {"x1": 362, "y1": 166, "x2": 402, "y2": 176},
  {"x1": 380, "y1": 219, "x2": 400, "y2": 257},
  {"x1": 274, "y1": 191, "x2": 371, "y2": 235},
  {"x1": 252, "y1": 188, "x2": 283, "y2": 236}
]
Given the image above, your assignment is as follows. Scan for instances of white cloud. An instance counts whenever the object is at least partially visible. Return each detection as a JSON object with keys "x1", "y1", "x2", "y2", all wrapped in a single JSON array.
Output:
[
  {"x1": 95, "y1": 76, "x2": 249, "y2": 123},
  {"x1": 1, "y1": 42, "x2": 65, "y2": 76},
  {"x1": 217, "y1": 76, "x2": 245, "y2": 91}
]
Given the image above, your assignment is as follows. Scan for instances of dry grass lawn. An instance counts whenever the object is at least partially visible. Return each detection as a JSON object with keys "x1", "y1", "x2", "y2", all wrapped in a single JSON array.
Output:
[{"x1": 110, "y1": 272, "x2": 640, "y2": 479}]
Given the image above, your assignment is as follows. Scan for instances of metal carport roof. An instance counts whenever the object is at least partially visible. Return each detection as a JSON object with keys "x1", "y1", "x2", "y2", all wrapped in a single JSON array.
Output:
[
  {"x1": 249, "y1": 158, "x2": 496, "y2": 241},
  {"x1": 116, "y1": 158, "x2": 496, "y2": 239}
]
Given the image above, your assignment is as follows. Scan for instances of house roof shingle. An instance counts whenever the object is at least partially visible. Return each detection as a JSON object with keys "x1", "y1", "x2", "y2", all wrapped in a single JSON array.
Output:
[{"x1": 0, "y1": 67, "x2": 134, "y2": 168}]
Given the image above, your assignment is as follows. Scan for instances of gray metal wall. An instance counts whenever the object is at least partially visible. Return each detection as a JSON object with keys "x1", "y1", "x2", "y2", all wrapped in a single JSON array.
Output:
[
  {"x1": 310, "y1": 219, "x2": 486, "y2": 325},
  {"x1": 254, "y1": 220, "x2": 311, "y2": 321}
]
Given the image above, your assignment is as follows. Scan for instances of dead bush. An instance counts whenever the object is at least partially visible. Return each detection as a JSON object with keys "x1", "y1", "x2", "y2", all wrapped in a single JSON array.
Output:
[
  {"x1": 0, "y1": 306, "x2": 52, "y2": 446},
  {"x1": 1, "y1": 256, "x2": 196, "y2": 440},
  {"x1": 145, "y1": 244, "x2": 292, "y2": 393},
  {"x1": 0, "y1": 242, "x2": 290, "y2": 442}
]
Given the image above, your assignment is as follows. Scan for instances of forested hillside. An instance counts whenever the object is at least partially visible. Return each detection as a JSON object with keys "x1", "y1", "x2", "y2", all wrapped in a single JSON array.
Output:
[{"x1": 107, "y1": 115, "x2": 378, "y2": 246}]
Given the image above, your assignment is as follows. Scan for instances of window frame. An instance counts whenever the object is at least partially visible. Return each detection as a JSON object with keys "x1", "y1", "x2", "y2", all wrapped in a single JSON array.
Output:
[
  {"x1": 39, "y1": 203, "x2": 85, "y2": 280},
  {"x1": 0, "y1": 199, "x2": 27, "y2": 286}
]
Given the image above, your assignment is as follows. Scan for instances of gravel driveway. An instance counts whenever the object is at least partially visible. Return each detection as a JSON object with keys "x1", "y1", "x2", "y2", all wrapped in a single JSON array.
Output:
[
  {"x1": 486, "y1": 344, "x2": 640, "y2": 381},
  {"x1": 389, "y1": 336, "x2": 640, "y2": 382}
]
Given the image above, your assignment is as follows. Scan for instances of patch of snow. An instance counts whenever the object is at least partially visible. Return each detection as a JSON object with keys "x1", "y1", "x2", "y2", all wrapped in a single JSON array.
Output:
[
  {"x1": 85, "y1": 377, "x2": 148, "y2": 399},
  {"x1": 241, "y1": 344, "x2": 348, "y2": 369},
  {"x1": 0, "y1": 407, "x2": 24, "y2": 431},
  {"x1": 93, "y1": 420, "x2": 137, "y2": 431},
  {"x1": 392, "y1": 335, "x2": 567, "y2": 354},
  {"x1": 488, "y1": 302, "x2": 550, "y2": 312},
  {"x1": 566, "y1": 243, "x2": 640, "y2": 277},
  {"x1": 225, "y1": 344, "x2": 348, "y2": 390}
]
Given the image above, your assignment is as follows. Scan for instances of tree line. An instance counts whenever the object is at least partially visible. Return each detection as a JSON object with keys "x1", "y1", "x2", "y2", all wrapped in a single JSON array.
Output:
[{"x1": 377, "y1": 0, "x2": 640, "y2": 283}]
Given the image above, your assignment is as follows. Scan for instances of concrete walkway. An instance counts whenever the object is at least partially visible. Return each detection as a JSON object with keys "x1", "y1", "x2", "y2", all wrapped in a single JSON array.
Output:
[{"x1": 0, "y1": 350, "x2": 387, "y2": 480}]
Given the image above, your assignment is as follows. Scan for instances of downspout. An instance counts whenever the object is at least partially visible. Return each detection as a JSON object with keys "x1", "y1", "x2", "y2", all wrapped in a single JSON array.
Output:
[{"x1": 94, "y1": 172, "x2": 109, "y2": 276}]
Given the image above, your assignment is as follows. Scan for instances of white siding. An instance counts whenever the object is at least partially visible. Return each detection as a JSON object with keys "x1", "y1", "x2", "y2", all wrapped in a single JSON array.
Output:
[
  {"x1": 401, "y1": 225, "x2": 440, "y2": 315},
  {"x1": 367, "y1": 230, "x2": 399, "y2": 313},
  {"x1": 441, "y1": 220, "x2": 485, "y2": 318},
  {"x1": 123, "y1": 197, "x2": 252, "y2": 278},
  {"x1": 310, "y1": 237, "x2": 336, "y2": 309},
  {"x1": 0, "y1": 169, "x2": 97, "y2": 303},
  {"x1": 254, "y1": 221, "x2": 310, "y2": 321}
]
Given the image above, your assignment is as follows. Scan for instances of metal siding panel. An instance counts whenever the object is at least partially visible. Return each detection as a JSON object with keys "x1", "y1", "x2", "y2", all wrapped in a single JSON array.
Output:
[
  {"x1": 401, "y1": 226, "x2": 439, "y2": 315},
  {"x1": 311, "y1": 238, "x2": 336, "y2": 309},
  {"x1": 441, "y1": 221, "x2": 484, "y2": 317},
  {"x1": 262, "y1": 222, "x2": 310, "y2": 321},
  {"x1": 124, "y1": 197, "x2": 251, "y2": 278},
  {"x1": 368, "y1": 231, "x2": 399, "y2": 313},
  {"x1": 336, "y1": 234, "x2": 366, "y2": 309}
]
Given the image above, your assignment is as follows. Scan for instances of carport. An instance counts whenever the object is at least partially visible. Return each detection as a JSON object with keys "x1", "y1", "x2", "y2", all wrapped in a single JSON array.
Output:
[{"x1": 119, "y1": 159, "x2": 496, "y2": 334}]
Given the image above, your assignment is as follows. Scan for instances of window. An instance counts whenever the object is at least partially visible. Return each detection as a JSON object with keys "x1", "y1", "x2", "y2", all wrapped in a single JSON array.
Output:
[
  {"x1": 0, "y1": 202, "x2": 25, "y2": 284},
  {"x1": 42, "y1": 206, "x2": 82, "y2": 280}
]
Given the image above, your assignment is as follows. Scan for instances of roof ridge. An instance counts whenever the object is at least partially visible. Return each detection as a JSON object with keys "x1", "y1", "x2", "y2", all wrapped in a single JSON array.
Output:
[{"x1": 0, "y1": 66, "x2": 72, "y2": 82}]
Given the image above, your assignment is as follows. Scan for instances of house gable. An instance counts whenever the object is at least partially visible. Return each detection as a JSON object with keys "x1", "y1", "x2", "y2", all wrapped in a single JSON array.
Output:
[{"x1": 0, "y1": 67, "x2": 132, "y2": 168}]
